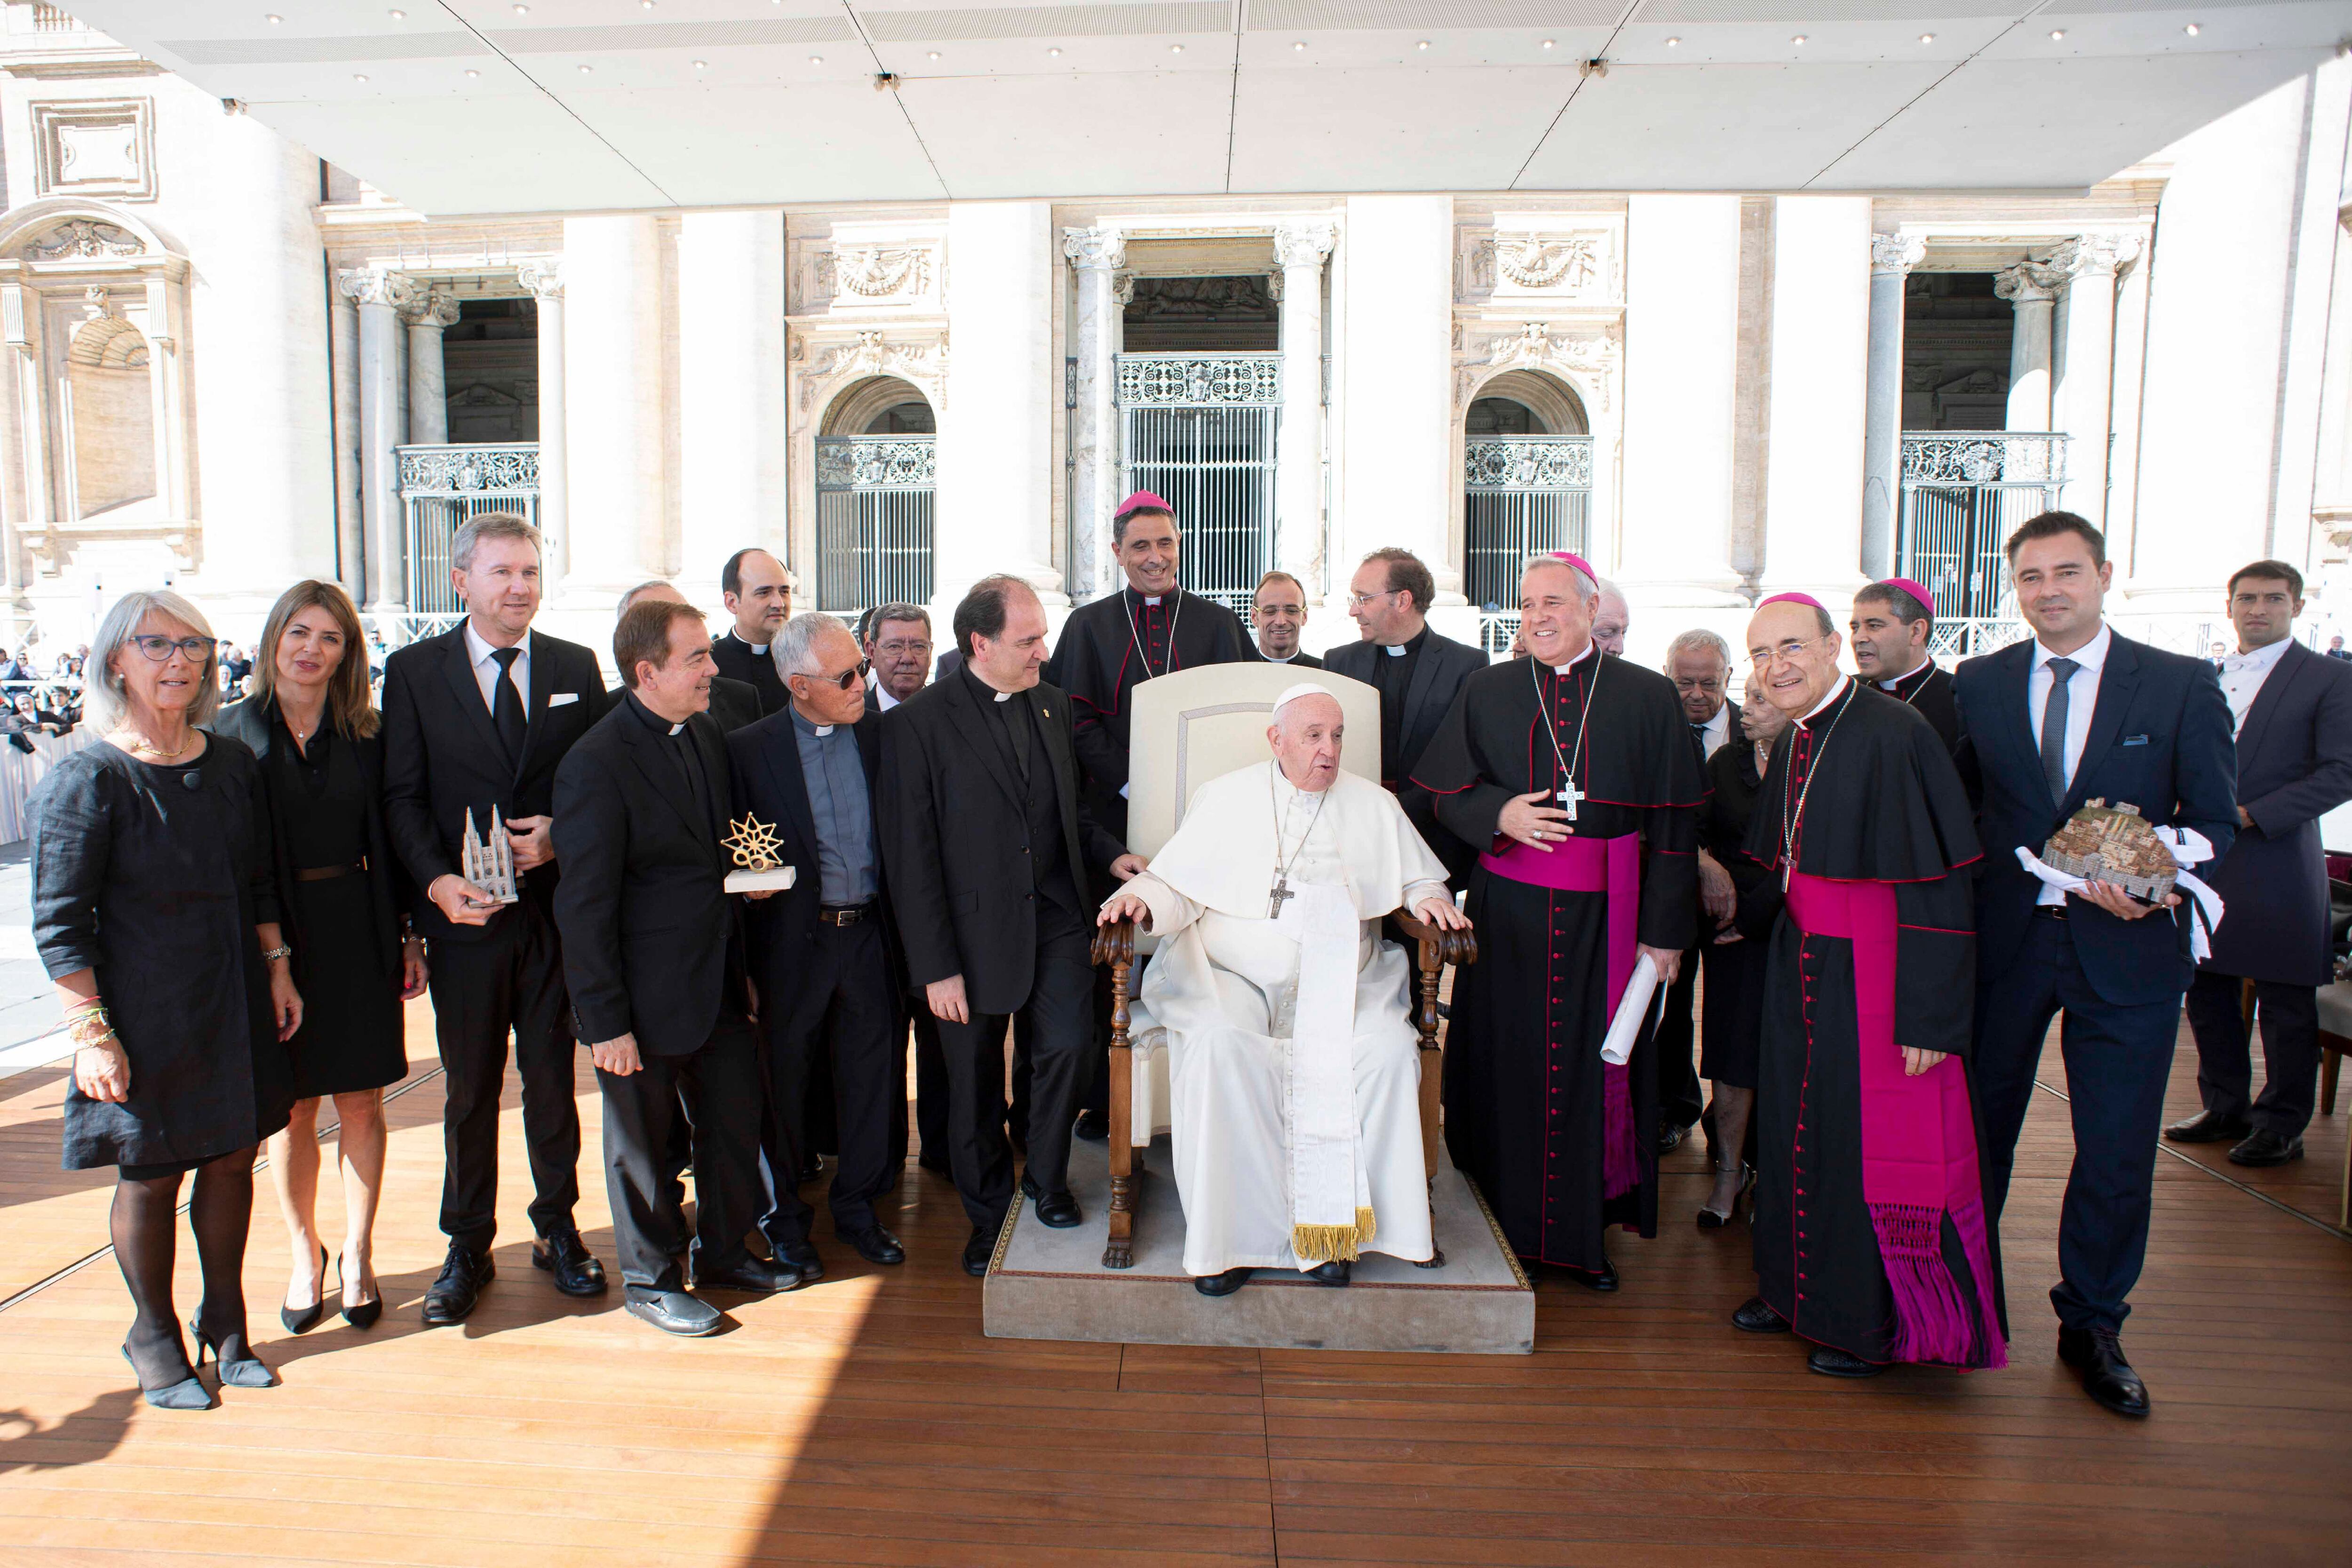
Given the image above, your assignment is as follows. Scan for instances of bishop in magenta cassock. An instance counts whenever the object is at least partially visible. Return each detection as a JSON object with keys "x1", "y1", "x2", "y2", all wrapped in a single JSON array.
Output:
[
  {"x1": 1411, "y1": 553, "x2": 1701, "y2": 1287},
  {"x1": 1731, "y1": 594, "x2": 2006, "y2": 1379}
]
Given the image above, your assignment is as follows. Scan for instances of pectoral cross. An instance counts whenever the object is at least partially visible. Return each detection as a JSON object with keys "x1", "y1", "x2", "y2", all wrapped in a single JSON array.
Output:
[
  {"x1": 1267, "y1": 874, "x2": 1295, "y2": 920},
  {"x1": 1556, "y1": 780, "x2": 1584, "y2": 822}
]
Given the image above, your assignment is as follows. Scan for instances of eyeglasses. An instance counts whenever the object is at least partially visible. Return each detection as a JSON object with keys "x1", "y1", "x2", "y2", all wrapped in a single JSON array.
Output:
[
  {"x1": 1748, "y1": 636, "x2": 1826, "y2": 665},
  {"x1": 1346, "y1": 589, "x2": 1402, "y2": 608},
  {"x1": 800, "y1": 659, "x2": 869, "y2": 691},
  {"x1": 128, "y1": 635, "x2": 216, "y2": 662}
]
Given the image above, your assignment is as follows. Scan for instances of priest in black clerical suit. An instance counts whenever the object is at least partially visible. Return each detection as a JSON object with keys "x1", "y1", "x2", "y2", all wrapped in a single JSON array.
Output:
[
  {"x1": 1849, "y1": 577, "x2": 1960, "y2": 756},
  {"x1": 1045, "y1": 491, "x2": 1249, "y2": 843},
  {"x1": 709, "y1": 547, "x2": 793, "y2": 715},
  {"x1": 883, "y1": 576, "x2": 1138, "y2": 1275},
  {"x1": 1412, "y1": 553, "x2": 1701, "y2": 1285}
]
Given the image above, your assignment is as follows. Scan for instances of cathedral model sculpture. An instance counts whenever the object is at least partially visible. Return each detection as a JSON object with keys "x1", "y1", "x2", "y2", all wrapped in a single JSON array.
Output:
[
  {"x1": 460, "y1": 807, "x2": 520, "y2": 905},
  {"x1": 2042, "y1": 800, "x2": 2179, "y2": 902}
]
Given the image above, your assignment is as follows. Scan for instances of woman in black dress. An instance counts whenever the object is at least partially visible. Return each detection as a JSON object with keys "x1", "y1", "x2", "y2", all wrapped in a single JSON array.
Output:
[
  {"x1": 33, "y1": 590, "x2": 303, "y2": 1410},
  {"x1": 1695, "y1": 671, "x2": 1791, "y2": 1227},
  {"x1": 216, "y1": 582, "x2": 425, "y2": 1335}
]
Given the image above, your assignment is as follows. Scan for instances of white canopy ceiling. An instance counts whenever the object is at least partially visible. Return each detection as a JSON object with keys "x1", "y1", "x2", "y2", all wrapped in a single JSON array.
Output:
[{"x1": 57, "y1": 0, "x2": 2352, "y2": 213}]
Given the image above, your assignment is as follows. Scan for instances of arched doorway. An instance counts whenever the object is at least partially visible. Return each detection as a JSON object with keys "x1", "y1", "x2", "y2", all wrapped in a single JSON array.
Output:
[
  {"x1": 1461, "y1": 368, "x2": 1592, "y2": 624},
  {"x1": 63, "y1": 311, "x2": 156, "y2": 520},
  {"x1": 814, "y1": 375, "x2": 937, "y2": 613}
]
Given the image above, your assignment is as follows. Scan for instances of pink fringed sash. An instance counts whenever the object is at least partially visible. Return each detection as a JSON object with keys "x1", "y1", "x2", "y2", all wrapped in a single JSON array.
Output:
[
  {"x1": 1478, "y1": 834, "x2": 1643, "y2": 1200},
  {"x1": 1785, "y1": 874, "x2": 2006, "y2": 1370}
]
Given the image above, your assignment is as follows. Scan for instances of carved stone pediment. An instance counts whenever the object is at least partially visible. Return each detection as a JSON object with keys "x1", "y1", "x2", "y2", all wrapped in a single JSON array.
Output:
[
  {"x1": 27, "y1": 218, "x2": 141, "y2": 262},
  {"x1": 795, "y1": 231, "x2": 942, "y2": 313},
  {"x1": 1452, "y1": 319, "x2": 1621, "y2": 414},
  {"x1": 1457, "y1": 222, "x2": 1621, "y2": 304},
  {"x1": 791, "y1": 327, "x2": 949, "y2": 414}
]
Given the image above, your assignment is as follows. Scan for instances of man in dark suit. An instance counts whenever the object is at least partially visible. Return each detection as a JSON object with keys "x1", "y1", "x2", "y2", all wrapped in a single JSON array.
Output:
[
  {"x1": 1851, "y1": 577, "x2": 1961, "y2": 756},
  {"x1": 1661, "y1": 628, "x2": 1740, "y2": 1154},
  {"x1": 882, "y1": 575, "x2": 1140, "y2": 1276},
  {"x1": 552, "y1": 599, "x2": 802, "y2": 1336},
  {"x1": 1322, "y1": 548, "x2": 1487, "y2": 884},
  {"x1": 709, "y1": 547, "x2": 793, "y2": 715},
  {"x1": 2169, "y1": 561, "x2": 2352, "y2": 1166},
  {"x1": 1248, "y1": 569, "x2": 1322, "y2": 669},
  {"x1": 861, "y1": 603, "x2": 949, "y2": 1172},
  {"x1": 621, "y1": 580, "x2": 760, "y2": 731},
  {"x1": 2327, "y1": 634, "x2": 2350, "y2": 662},
  {"x1": 729, "y1": 613, "x2": 908, "y2": 1271},
  {"x1": 1955, "y1": 511, "x2": 2237, "y2": 1418},
  {"x1": 381, "y1": 511, "x2": 613, "y2": 1326}
]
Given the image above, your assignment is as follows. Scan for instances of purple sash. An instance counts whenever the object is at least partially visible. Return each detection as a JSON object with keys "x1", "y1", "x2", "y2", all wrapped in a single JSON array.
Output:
[
  {"x1": 1478, "y1": 835, "x2": 1643, "y2": 1200},
  {"x1": 1786, "y1": 874, "x2": 2006, "y2": 1370}
]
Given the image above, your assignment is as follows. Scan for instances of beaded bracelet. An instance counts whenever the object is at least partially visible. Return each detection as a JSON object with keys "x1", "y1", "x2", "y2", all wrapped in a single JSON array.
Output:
[{"x1": 66, "y1": 1009, "x2": 117, "y2": 1051}]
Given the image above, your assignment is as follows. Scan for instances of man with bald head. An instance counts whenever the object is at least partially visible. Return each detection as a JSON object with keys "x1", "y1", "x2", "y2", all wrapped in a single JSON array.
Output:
[
  {"x1": 620, "y1": 581, "x2": 762, "y2": 732},
  {"x1": 1728, "y1": 594, "x2": 2000, "y2": 1380},
  {"x1": 711, "y1": 548, "x2": 795, "y2": 715},
  {"x1": 1100, "y1": 684, "x2": 1465, "y2": 1295}
]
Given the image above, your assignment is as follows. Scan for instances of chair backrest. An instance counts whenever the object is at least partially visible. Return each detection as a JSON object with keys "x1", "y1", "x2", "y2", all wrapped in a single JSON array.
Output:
[{"x1": 1125, "y1": 663, "x2": 1381, "y2": 862}]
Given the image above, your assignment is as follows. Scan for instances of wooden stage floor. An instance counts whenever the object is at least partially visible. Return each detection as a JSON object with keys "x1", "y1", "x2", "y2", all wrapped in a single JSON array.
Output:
[{"x1": 0, "y1": 997, "x2": 2346, "y2": 1566}]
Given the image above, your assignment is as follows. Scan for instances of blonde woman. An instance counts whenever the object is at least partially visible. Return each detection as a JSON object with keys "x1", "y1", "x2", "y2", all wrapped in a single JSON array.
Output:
[
  {"x1": 32, "y1": 591, "x2": 302, "y2": 1409},
  {"x1": 215, "y1": 582, "x2": 426, "y2": 1334}
]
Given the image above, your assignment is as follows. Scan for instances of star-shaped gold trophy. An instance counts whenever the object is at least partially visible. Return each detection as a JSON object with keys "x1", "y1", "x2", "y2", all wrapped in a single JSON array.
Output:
[{"x1": 721, "y1": 813, "x2": 797, "y2": 895}]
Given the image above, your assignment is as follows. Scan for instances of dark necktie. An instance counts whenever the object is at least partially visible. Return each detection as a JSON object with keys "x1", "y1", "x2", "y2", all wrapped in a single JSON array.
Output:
[
  {"x1": 490, "y1": 646, "x2": 525, "y2": 764},
  {"x1": 2040, "y1": 656, "x2": 2078, "y2": 808}
]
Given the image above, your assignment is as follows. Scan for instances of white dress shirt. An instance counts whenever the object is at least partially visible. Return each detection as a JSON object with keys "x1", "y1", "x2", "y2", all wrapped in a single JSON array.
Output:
[
  {"x1": 870, "y1": 674, "x2": 902, "y2": 713},
  {"x1": 2026, "y1": 621, "x2": 2111, "y2": 903},
  {"x1": 1692, "y1": 700, "x2": 1733, "y2": 760},
  {"x1": 2217, "y1": 635, "x2": 2290, "y2": 732},
  {"x1": 463, "y1": 621, "x2": 531, "y2": 719}
]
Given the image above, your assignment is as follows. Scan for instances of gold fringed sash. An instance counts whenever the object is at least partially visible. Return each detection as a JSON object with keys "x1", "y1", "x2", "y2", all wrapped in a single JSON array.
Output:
[{"x1": 1291, "y1": 1207, "x2": 1379, "y2": 1264}]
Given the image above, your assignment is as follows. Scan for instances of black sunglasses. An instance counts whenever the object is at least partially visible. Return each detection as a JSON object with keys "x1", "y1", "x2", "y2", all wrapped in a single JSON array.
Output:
[{"x1": 800, "y1": 659, "x2": 869, "y2": 692}]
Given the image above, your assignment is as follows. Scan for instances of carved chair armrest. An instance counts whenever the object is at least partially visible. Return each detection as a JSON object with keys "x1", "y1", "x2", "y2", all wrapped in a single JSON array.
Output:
[
  {"x1": 1090, "y1": 916, "x2": 1136, "y2": 970},
  {"x1": 1394, "y1": 911, "x2": 1478, "y2": 971}
]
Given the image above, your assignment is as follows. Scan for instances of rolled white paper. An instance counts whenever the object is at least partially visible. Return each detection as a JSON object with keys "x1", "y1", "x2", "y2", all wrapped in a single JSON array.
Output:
[{"x1": 1600, "y1": 951, "x2": 1663, "y2": 1067}]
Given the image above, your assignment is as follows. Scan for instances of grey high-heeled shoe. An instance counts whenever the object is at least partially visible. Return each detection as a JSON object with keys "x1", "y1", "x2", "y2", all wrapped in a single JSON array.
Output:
[
  {"x1": 121, "y1": 1343, "x2": 212, "y2": 1411},
  {"x1": 188, "y1": 1314, "x2": 278, "y2": 1389}
]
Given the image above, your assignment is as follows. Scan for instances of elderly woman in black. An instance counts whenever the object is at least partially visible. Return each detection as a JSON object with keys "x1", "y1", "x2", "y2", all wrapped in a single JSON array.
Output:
[
  {"x1": 32, "y1": 590, "x2": 302, "y2": 1410},
  {"x1": 216, "y1": 581, "x2": 425, "y2": 1335}
]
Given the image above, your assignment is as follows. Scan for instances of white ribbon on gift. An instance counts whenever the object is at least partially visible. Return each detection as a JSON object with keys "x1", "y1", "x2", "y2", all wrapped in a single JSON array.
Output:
[{"x1": 2013, "y1": 825, "x2": 2225, "y2": 961}]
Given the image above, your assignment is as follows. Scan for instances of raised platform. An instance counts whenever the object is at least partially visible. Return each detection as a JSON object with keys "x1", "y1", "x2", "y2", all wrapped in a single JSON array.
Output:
[{"x1": 983, "y1": 1134, "x2": 1534, "y2": 1353}]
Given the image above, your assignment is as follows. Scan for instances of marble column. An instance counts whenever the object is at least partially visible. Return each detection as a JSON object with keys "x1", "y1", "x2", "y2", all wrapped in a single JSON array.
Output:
[
  {"x1": 1339, "y1": 194, "x2": 1462, "y2": 621},
  {"x1": 1760, "y1": 196, "x2": 1873, "y2": 603},
  {"x1": 936, "y1": 200, "x2": 1065, "y2": 621},
  {"x1": 339, "y1": 266, "x2": 420, "y2": 610},
  {"x1": 515, "y1": 261, "x2": 567, "y2": 593},
  {"x1": 403, "y1": 289, "x2": 460, "y2": 447},
  {"x1": 1274, "y1": 222, "x2": 1335, "y2": 601},
  {"x1": 1862, "y1": 232, "x2": 1925, "y2": 581},
  {"x1": 1995, "y1": 262, "x2": 2060, "y2": 431},
  {"x1": 2049, "y1": 235, "x2": 2137, "y2": 529},
  {"x1": 1062, "y1": 223, "x2": 1126, "y2": 604},
  {"x1": 679, "y1": 211, "x2": 787, "y2": 599},
  {"x1": 330, "y1": 287, "x2": 362, "y2": 586},
  {"x1": 1620, "y1": 194, "x2": 1746, "y2": 614},
  {"x1": 559, "y1": 215, "x2": 666, "y2": 605}
]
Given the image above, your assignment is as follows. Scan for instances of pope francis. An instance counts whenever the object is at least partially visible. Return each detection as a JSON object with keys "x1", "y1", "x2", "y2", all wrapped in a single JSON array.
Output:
[{"x1": 1098, "y1": 685, "x2": 1471, "y2": 1297}]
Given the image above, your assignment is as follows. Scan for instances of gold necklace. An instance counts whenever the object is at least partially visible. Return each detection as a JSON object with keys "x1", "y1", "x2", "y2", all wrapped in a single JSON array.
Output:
[{"x1": 119, "y1": 728, "x2": 194, "y2": 762}]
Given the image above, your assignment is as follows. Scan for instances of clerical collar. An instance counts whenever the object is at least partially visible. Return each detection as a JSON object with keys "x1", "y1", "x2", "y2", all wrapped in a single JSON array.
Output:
[
  {"x1": 1876, "y1": 660, "x2": 1930, "y2": 693},
  {"x1": 1799, "y1": 674, "x2": 1852, "y2": 727},
  {"x1": 788, "y1": 707, "x2": 838, "y2": 738},
  {"x1": 959, "y1": 663, "x2": 1017, "y2": 706},
  {"x1": 1260, "y1": 648, "x2": 1298, "y2": 663},
  {"x1": 624, "y1": 690, "x2": 687, "y2": 738},
  {"x1": 1536, "y1": 638, "x2": 1597, "y2": 673},
  {"x1": 1125, "y1": 585, "x2": 1173, "y2": 609},
  {"x1": 1383, "y1": 627, "x2": 1427, "y2": 658}
]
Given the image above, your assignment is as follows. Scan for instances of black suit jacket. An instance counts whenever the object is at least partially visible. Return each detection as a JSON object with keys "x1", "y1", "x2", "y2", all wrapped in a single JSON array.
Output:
[
  {"x1": 551, "y1": 700, "x2": 747, "y2": 1057},
  {"x1": 380, "y1": 625, "x2": 611, "y2": 943},
  {"x1": 2202, "y1": 640, "x2": 2352, "y2": 985},
  {"x1": 708, "y1": 675, "x2": 763, "y2": 734},
  {"x1": 711, "y1": 631, "x2": 787, "y2": 715},
  {"x1": 1323, "y1": 627, "x2": 1488, "y2": 879},
  {"x1": 1955, "y1": 629, "x2": 2238, "y2": 1006},
  {"x1": 881, "y1": 674, "x2": 1124, "y2": 1015}
]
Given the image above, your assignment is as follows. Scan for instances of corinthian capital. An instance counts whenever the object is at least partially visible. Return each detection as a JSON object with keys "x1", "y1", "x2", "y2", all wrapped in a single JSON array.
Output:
[
  {"x1": 337, "y1": 266, "x2": 421, "y2": 310},
  {"x1": 1273, "y1": 221, "x2": 1336, "y2": 271},
  {"x1": 1869, "y1": 232, "x2": 1926, "y2": 277},
  {"x1": 1994, "y1": 262, "x2": 2062, "y2": 305},
  {"x1": 2042, "y1": 233, "x2": 2142, "y2": 280},
  {"x1": 516, "y1": 259, "x2": 563, "y2": 301},
  {"x1": 1062, "y1": 225, "x2": 1125, "y2": 272},
  {"x1": 401, "y1": 288, "x2": 462, "y2": 328}
]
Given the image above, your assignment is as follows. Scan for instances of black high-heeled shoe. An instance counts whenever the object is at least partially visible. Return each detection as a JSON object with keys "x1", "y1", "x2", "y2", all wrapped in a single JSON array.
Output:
[
  {"x1": 187, "y1": 1314, "x2": 278, "y2": 1389},
  {"x1": 121, "y1": 1342, "x2": 213, "y2": 1411},
  {"x1": 281, "y1": 1244, "x2": 328, "y2": 1335},
  {"x1": 339, "y1": 1251, "x2": 381, "y2": 1330}
]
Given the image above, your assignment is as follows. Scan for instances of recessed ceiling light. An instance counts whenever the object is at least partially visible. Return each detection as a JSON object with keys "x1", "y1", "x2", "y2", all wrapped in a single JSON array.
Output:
[
  {"x1": 1665, "y1": 36, "x2": 1680, "y2": 47},
  {"x1": 2049, "y1": 27, "x2": 2065, "y2": 38},
  {"x1": 692, "y1": 58, "x2": 707, "y2": 68},
  {"x1": 352, "y1": 73, "x2": 369, "y2": 82},
  {"x1": 387, "y1": 8, "x2": 405, "y2": 18},
  {"x1": 1541, "y1": 39, "x2": 1555, "y2": 49},
  {"x1": 512, "y1": 2, "x2": 528, "y2": 12},
  {"x1": 809, "y1": 55, "x2": 823, "y2": 64},
  {"x1": 927, "y1": 50, "x2": 940, "y2": 59},
  {"x1": 1169, "y1": 42, "x2": 1184, "y2": 53},
  {"x1": 2183, "y1": 21, "x2": 2201, "y2": 33},
  {"x1": 1048, "y1": 46, "x2": 1061, "y2": 56},
  {"x1": 465, "y1": 67, "x2": 481, "y2": 77},
  {"x1": 1415, "y1": 39, "x2": 1430, "y2": 50},
  {"x1": 265, "y1": 11, "x2": 281, "y2": 20},
  {"x1": 1791, "y1": 34, "x2": 1806, "y2": 44},
  {"x1": 642, "y1": 0, "x2": 656, "y2": 8},
  {"x1": 1919, "y1": 32, "x2": 1934, "y2": 42},
  {"x1": 577, "y1": 63, "x2": 592, "y2": 72},
  {"x1": 1292, "y1": 40, "x2": 1306, "y2": 51}
]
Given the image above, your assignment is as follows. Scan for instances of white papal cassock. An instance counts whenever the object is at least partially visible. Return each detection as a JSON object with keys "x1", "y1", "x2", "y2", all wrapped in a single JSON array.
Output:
[{"x1": 1119, "y1": 761, "x2": 1451, "y2": 1279}]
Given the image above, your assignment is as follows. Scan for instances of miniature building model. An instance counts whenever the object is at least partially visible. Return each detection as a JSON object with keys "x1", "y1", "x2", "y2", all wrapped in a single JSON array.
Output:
[
  {"x1": 461, "y1": 807, "x2": 520, "y2": 904},
  {"x1": 2042, "y1": 799, "x2": 2178, "y2": 902}
]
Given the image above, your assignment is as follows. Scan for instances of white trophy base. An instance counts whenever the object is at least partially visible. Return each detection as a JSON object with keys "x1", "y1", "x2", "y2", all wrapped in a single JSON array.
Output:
[{"x1": 724, "y1": 866, "x2": 796, "y2": 894}]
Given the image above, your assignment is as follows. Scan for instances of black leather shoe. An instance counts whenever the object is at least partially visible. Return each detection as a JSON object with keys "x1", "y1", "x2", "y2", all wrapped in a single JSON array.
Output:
[
  {"x1": 1034, "y1": 1192, "x2": 1081, "y2": 1227},
  {"x1": 1072, "y1": 1109, "x2": 1110, "y2": 1143},
  {"x1": 1560, "y1": 1257, "x2": 1618, "y2": 1292},
  {"x1": 1656, "y1": 1122, "x2": 1687, "y2": 1156},
  {"x1": 799, "y1": 1153, "x2": 825, "y2": 1183},
  {"x1": 421, "y1": 1243, "x2": 493, "y2": 1327},
  {"x1": 841, "y1": 1226, "x2": 906, "y2": 1265},
  {"x1": 1306, "y1": 1260, "x2": 1351, "y2": 1287},
  {"x1": 2059, "y1": 1325, "x2": 2150, "y2": 1417},
  {"x1": 1808, "y1": 1346, "x2": 1884, "y2": 1379},
  {"x1": 962, "y1": 1226, "x2": 997, "y2": 1277},
  {"x1": 532, "y1": 1228, "x2": 608, "y2": 1297},
  {"x1": 1732, "y1": 1296, "x2": 1791, "y2": 1333},
  {"x1": 2163, "y1": 1108, "x2": 2252, "y2": 1144},
  {"x1": 768, "y1": 1240, "x2": 826, "y2": 1284},
  {"x1": 1195, "y1": 1268, "x2": 1251, "y2": 1297},
  {"x1": 625, "y1": 1289, "x2": 722, "y2": 1336},
  {"x1": 918, "y1": 1153, "x2": 951, "y2": 1175},
  {"x1": 2227, "y1": 1129, "x2": 2304, "y2": 1167},
  {"x1": 693, "y1": 1257, "x2": 808, "y2": 1294}
]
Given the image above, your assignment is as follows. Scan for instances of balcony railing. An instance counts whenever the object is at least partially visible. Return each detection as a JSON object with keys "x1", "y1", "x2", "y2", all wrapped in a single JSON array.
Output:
[
  {"x1": 815, "y1": 435, "x2": 935, "y2": 614},
  {"x1": 1464, "y1": 435, "x2": 1592, "y2": 616},
  {"x1": 396, "y1": 443, "x2": 540, "y2": 617},
  {"x1": 1117, "y1": 352, "x2": 1281, "y2": 614},
  {"x1": 1898, "y1": 431, "x2": 2065, "y2": 624}
]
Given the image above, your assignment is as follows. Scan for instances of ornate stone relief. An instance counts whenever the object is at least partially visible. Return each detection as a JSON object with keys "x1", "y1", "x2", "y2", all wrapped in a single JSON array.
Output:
[
  {"x1": 1459, "y1": 226, "x2": 1617, "y2": 302},
  {"x1": 795, "y1": 328, "x2": 949, "y2": 414},
  {"x1": 821, "y1": 246, "x2": 931, "y2": 299},
  {"x1": 30, "y1": 98, "x2": 157, "y2": 203},
  {"x1": 1061, "y1": 225, "x2": 1126, "y2": 272},
  {"x1": 400, "y1": 289, "x2": 462, "y2": 328},
  {"x1": 1870, "y1": 233, "x2": 1927, "y2": 277},
  {"x1": 1271, "y1": 222, "x2": 1336, "y2": 271},
  {"x1": 515, "y1": 259, "x2": 563, "y2": 301},
  {"x1": 28, "y1": 219, "x2": 142, "y2": 261},
  {"x1": 1993, "y1": 263, "x2": 2063, "y2": 305},
  {"x1": 337, "y1": 266, "x2": 423, "y2": 311},
  {"x1": 2041, "y1": 233, "x2": 2143, "y2": 279},
  {"x1": 1453, "y1": 319, "x2": 1621, "y2": 414}
]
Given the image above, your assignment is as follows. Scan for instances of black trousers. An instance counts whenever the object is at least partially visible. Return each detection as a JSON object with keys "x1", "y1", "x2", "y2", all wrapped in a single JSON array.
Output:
[
  {"x1": 596, "y1": 1014, "x2": 763, "y2": 1293},
  {"x1": 909, "y1": 1005, "x2": 949, "y2": 1166},
  {"x1": 937, "y1": 900, "x2": 1094, "y2": 1232},
  {"x1": 757, "y1": 920, "x2": 901, "y2": 1248},
  {"x1": 1974, "y1": 914, "x2": 2181, "y2": 1335},
  {"x1": 426, "y1": 898, "x2": 580, "y2": 1255},
  {"x1": 1656, "y1": 944, "x2": 1705, "y2": 1131},
  {"x1": 2185, "y1": 969, "x2": 2323, "y2": 1138}
]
